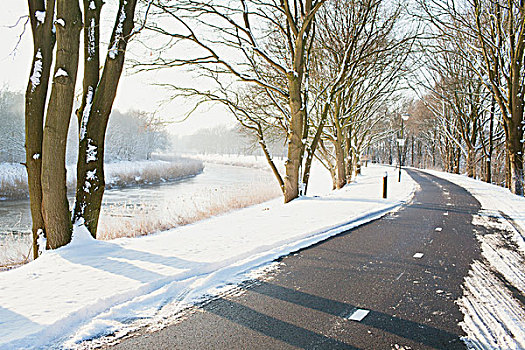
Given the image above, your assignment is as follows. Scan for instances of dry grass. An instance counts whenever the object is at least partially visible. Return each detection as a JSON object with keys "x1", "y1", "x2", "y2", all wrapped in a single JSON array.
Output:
[
  {"x1": 97, "y1": 184, "x2": 281, "y2": 240},
  {"x1": 0, "y1": 169, "x2": 28, "y2": 200},
  {"x1": 0, "y1": 233, "x2": 32, "y2": 271},
  {"x1": 104, "y1": 160, "x2": 204, "y2": 189}
]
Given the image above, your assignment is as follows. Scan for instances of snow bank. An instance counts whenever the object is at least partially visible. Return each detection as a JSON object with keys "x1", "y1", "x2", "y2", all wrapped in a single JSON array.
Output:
[
  {"x1": 422, "y1": 170, "x2": 525, "y2": 349},
  {"x1": 0, "y1": 164, "x2": 415, "y2": 349},
  {"x1": 0, "y1": 158, "x2": 204, "y2": 200},
  {"x1": 182, "y1": 153, "x2": 283, "y2": 171}
]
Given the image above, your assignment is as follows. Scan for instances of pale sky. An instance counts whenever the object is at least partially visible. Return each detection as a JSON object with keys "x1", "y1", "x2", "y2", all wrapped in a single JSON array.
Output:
[{"x1": 0, "y1": 2, "x2": 234, "y2": 135}]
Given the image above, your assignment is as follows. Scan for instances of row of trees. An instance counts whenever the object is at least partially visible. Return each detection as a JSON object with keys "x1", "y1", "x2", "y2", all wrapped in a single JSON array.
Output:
[
  {"x1": 0, "y1": 90, "x2": 168, "y2": 164},
  {"x1": 172, "y1": 125, "x2": 287, "y2": 156},
  {"x1": 407, "y1": 0, "x2": 525, "y2": 193},
  {"x1": 140, "y1": 0, "x2": 416, "y2": 198},
  {"x1": 20, "y1": 0, "x2": 525, "y2": 255}
]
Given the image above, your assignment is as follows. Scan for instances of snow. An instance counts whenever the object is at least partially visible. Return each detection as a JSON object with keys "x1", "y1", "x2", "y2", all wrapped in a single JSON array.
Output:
[
  {"x1": 56, "y1": 18, "x2": 65, "y2": 27},
  {"x1": 35, "y1": 11, "x2": 45, "y2": 23},
  {"x1": 87, "y1": 19, "x2": 96, "y2": 61},
  {"x1": 86, "y1": 139, "x2": 97, "y2": 163},
  {"x1": 0, "y1": 158, "x2": 204, "y2": 199},
  {"x1": 0, "y1": 164, "x2": 415, "y2": 349},
  {"x1": 79, "y1": 87, "x2": 94, "y2": 140},
  {"x1": 422, "y1": 169, "x2": 525, "y2": 349},
  {"x1": 55, "y1": 68, "x2": 68, "y2": 78},
  {"x1": 36, "y1": 229, "x2": 46, "y2": 256},
  {"x1": 89, "y1": 1, "x2": 96, "y2": 10},
  {"x1": 86, "y1": 169, "x2": 96, "y2": 181},
  {"x1": 108, "y1": 2, "x2": 127, "y2": 59},
  {"x1": 183, "y1": 153, "x2": 283, "y2": 171},
  {"x1": 32, "y1": 153, "x2": 40, "y2": 160},
  {"x1": 29, "y1": 49, "x2": 43, "y2": 92}
]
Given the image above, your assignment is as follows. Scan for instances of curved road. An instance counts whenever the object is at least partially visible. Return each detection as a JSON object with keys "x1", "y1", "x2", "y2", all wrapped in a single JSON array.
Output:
[{"x1": 108, "y1": 169, "x2": 482, "y2": 349}]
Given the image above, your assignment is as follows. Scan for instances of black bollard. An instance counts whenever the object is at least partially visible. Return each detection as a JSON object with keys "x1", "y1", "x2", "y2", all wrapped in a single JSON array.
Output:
[{"x1": 383, "y1": 172, "x2": 388, "y2": 199}]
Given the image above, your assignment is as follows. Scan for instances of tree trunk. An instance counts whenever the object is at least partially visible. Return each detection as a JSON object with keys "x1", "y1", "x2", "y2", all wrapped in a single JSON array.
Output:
[
  {"x1": 25, "y1": 0, "x2": 56, "y2": 258},
  {"x1": 284, "y1": 74, "x2": 305, "y2": 203},
  {"x1": 466, "y1": 147, "x2": 476, "y2": 178},
  {"x1": 334, "y1": 139, "x2": 346, "y2": 189},
  {"x1": 506, "y1": 120, "x2": 524, "y2": 195},
  {"x1": 41, "y1": 0, "x2": 82, "y2": 249},
  {"x1": 345, "y1": 127, "x2": 353, "y2": 184},
  {"x1": 73, "y1": 0, "x2": 138, "y2": 236}
]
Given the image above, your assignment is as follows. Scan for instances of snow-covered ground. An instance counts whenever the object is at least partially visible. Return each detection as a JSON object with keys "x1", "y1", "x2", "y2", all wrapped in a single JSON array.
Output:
[
  {"x1": 422, "y1": 170, "x2": 525, "y2": 350},
  {"x1": 0, "y1": 158, "x2": 203, "y2": 200},
  {"x1": 182, "y1": 153, "x2": 284, "y2": 171},
  {"x1": 0, "y1": 164, "x2": 415, "y2": 349}
]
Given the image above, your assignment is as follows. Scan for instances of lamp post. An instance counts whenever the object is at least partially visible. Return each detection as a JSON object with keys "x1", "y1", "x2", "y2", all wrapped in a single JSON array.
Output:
[{"x1": 397, "y1": 113, "x2": 410, "y2": 182}]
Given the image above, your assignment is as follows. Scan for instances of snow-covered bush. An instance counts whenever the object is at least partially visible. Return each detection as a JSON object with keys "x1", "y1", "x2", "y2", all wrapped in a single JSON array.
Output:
[{"x1": 104, "y1": 110, "x2": 169, "y2": 162}]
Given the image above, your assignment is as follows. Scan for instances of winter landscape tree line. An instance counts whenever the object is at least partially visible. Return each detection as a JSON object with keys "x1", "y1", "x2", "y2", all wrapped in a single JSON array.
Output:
[
  {"x1": 10, "y1": 0, "x2": 525, "y2": 256},
  {"x1": 0, "y1": 90, "x2": 169, "y2": 164}
]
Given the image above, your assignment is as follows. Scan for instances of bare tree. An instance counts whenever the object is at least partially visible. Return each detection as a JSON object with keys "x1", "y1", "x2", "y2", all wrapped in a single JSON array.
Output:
[
  {"x1": 25, "y1": 0, "x2": 140, "y2": 255},
  {"x1": 419, "y1": 0, "x2": 525, "y2": 194},
  {"x1": 311, "y1": 0, "x2": 414, "y2": 188},
  {"x1": 138, "y1": 0, "x2": 325, "y2": 203}
]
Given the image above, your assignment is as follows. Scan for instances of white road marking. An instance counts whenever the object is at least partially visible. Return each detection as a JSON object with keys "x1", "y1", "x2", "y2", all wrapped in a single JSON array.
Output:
[
  {"x1": 347, "y1": 309, "x2": 370, "y2": 321},
  {"x1": 395, "y1": 271, "x2": 405, "y2": 280},
  {"x1": 413, "y1": 253, "x2": 424, "y2": 259}
]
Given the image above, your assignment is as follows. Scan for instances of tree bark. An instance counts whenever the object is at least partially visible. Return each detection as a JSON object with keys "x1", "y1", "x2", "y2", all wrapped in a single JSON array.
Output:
[
  {"x1": 284, "y1": 73, "x2": 306, "y2": 203},
  {"x1": 73, "y1": 0, "x2": 138, "y2": 236},
  {"x1": 25, "y1": 0, "x2": 56, "y2": 258},
  {"x1": 466, "y1": 147, "x2": 476, "y2": 178},
  {"x1": 41, "y1": 0, "x2": 82, "y2": 249},
  {"x1": 506, "y1": 120, "x2": 524, "y2": 195}
]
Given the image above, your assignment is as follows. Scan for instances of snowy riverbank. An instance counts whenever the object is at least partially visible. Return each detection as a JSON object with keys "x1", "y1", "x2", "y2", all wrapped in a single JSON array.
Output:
[
  {"x1": 422, "y1": 169, "x2": 525, "y2": 350},
  {"x1": 0, "y1": 164, "x2": 416, "y2": 349},
  {"x1": 0, "y1": 158, "x2": 204, "y2": 200}
]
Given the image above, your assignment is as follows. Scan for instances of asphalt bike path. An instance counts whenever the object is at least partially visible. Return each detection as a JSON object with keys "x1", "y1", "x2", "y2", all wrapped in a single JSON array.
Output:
[{"x1": 108, "y1": 169, "x2": 484, "y2": 349}]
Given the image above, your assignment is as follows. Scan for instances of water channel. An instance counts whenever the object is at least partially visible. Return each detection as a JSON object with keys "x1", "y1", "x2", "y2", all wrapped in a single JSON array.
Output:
[{"x1": 0, "y1": 163, "x2": 278, "y2": 256}]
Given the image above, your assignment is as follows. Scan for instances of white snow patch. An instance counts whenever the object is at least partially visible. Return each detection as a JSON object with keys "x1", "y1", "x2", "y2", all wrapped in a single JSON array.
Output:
[
  {"x1": 84, "y1": 181, "x2": 91, "y2": 193},
  {"x1": 0, "y1": 164, "x2": 415, "y2": 348},
  {"x1": 80, "y1": 86, "x2": 94, "y2": 140},
  {"x1": 89, "y1": 1, "x2": 96, "y2": 10},
  {"x1": 54, "y1": 68, "x2": 68, "y2": 78},
  {"x1": 36, "y1": 229, "x2": 46, "y2": 256},
  {"x1": 86, "y1": 139, "x2": 97, "y2": 163},
  {"x1": 87, "y1": 18, "x2": 96, "y2": 60},
  {"x1": 30, "y1": 50, "x2": 43, "y2": 92},
  {"x1": 35, "y1": 11, "x2": 45, "y2": 23},
  {"x1": 86, "y1": 169, "x2": 97, "y2": 181},
  {"x1": 108, "y1": 3, "x2": 127, "y2": 59},
  {"x1": 422, "y1": 169, "x2": 525, "y2": 349},
  {"x1": 55, "y1": 18, "x2": 65, "y2": 27},
  {"x1": 32, "y1": 153, "x2": 40, "y2": 160}
]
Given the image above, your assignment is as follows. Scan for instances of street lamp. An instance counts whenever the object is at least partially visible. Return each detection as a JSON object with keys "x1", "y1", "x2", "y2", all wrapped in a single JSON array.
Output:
[{"x1": 397, "y1": 113, "x2": 410, "y2": 182}]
